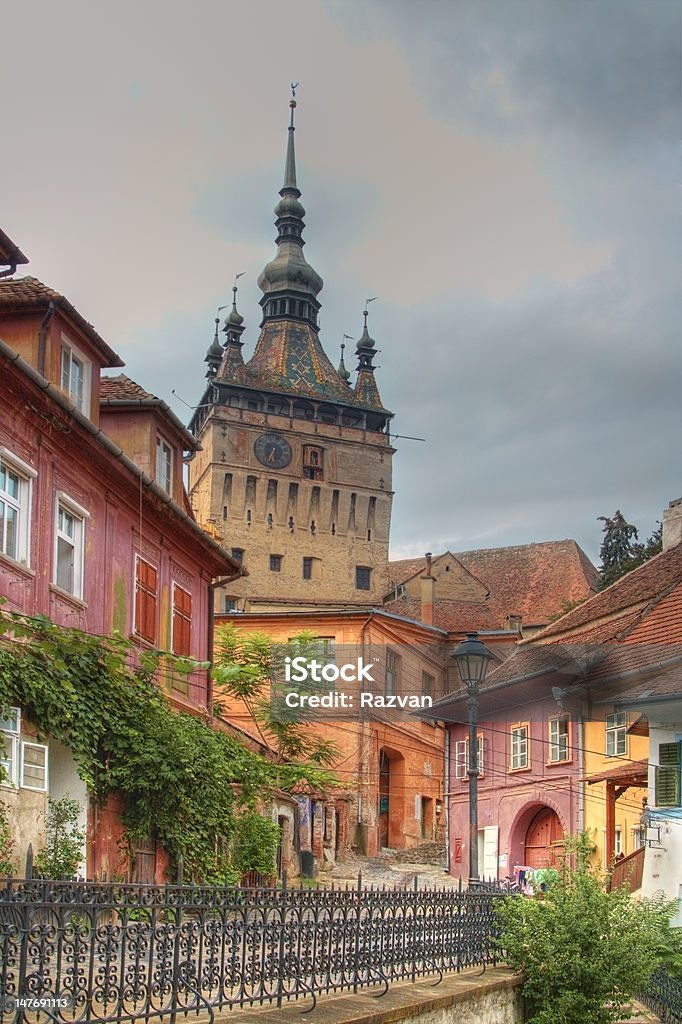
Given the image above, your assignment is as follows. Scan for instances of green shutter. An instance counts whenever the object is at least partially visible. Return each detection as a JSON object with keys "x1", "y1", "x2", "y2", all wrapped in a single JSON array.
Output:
[{"x1": 655, "y1": 742, "x2": 681, "y2": 807}]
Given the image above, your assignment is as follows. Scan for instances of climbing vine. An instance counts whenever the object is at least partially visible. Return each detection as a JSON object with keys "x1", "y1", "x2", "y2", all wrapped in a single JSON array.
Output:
[{"x1": 0, "y1": 604, "x2": 333, "y2": 881}]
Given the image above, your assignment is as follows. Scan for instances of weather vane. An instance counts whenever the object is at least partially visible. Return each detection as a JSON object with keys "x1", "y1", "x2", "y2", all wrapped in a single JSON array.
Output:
[
  {"x1": 291, "y1": 82, "x2": 299, "y2": 99},
  {"x1": 364, "y1": 296, "x2": 378, "y2": 313}
]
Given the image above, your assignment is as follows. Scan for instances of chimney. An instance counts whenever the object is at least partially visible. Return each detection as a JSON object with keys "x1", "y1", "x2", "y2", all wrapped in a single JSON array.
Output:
[
  {"x1": 662, "y1": 498, "x2": 682, "y2": 551},
  {"x1": 506, "y1": 614, "x2": 522, "y2": 634},
  {"x1": 421, "y1": 552, "x2": 436, "y2": 626}
]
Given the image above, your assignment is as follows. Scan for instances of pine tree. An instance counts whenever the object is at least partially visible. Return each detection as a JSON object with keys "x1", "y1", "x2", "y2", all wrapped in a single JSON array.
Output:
[{"x1": 597, "y1": 511, "x2": 662, "y2": 590}]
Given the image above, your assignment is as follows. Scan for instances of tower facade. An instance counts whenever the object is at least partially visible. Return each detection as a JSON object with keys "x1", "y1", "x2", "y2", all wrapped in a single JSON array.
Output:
[{"x1": 189, "y1": 97, "x2": 394, "y2": 610}]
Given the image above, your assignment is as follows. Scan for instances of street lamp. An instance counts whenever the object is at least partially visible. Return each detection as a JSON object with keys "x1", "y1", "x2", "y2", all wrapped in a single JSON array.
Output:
[{"x1": 452, "y1": 632, "x2": 494, "y2": 884}]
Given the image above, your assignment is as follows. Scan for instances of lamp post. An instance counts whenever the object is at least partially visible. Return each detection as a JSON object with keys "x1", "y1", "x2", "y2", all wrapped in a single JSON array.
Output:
[{"x1": 452, "y1": 632, "x2": 493, "y2": 884}]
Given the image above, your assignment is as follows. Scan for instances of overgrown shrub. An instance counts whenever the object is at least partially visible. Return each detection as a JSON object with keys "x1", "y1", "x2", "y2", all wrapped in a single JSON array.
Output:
[
  {"x1": 231, "y1": 811, "x2": 280, "y2": 878},
  {"x1": 34, "y1": 797, "x2": 86, "y2": 879},
  {"x1": 497, "y1": 834, "x2": 677, "y2": 1024},
  {"x1": 0, "y1": 800, "x2": 16, "y2": 876}
]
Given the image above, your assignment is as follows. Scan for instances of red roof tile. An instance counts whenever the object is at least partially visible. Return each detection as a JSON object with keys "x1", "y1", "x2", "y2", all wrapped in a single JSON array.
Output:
[
  {"x1": 382, "y1": 596, "x2": 502, "y2": 633},
  {"x1": 100, "y1": 374, "x2": 156, "y2": 401},
  {"x1": 387, "y1": 540, "x2": 598, "y2": 627},
  {"x1": 100, "y1": 374, "x2": 199, "y2": 451},
  {"x1": 0, "y1": 227, "x2": 28, "y2": 268},
  {"x1": 532, "y1": 541, "x2": 682, "y2": 642},
  {"x1": 0, "y1": 276, "x2": 123, "y2": 367}
]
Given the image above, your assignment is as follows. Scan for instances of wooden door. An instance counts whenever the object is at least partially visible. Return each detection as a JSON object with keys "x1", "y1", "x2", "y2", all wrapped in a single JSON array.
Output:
[{"x1": 524, "y1": 808, "x2": 564, "y2": 869}]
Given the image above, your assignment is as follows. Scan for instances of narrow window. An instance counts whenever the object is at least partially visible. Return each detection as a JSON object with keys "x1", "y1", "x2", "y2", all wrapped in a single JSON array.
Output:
[
  {"x1": 135, "y1": 556, "x2": 158, "y2": 642},
  {"x1": 0, "y1": 451, "x2": 35, "y2": 564},
  {"x1": 302, "y1": 557, "x2": 313, "y2": 580},
  {"x1": 303, "y1": 446, "x2": 324, "y2": 480},
  {"x1": 155, "y1": 437, "x2": 173, "y2": 494},
  {"x1": 510, "y1": 724, "x2": 529, "y2": 770},
  {"x1": 422, "y1": 672, "x2": 434, "y2": 699},
  {"x1": 355, "y1": 565, "x2": 371, "y2": 591},
  {"x1": 231, "y1": 548, "x2": 244, "y2": 564},
  {"x1": 348, "y1": 492, "x2": 356, "y2": 532},
  {"x1": 270, "y1": 554, "x2": 283, "y2": 572},
  {"x1": 605, "y1": 712, "x2": 627, "y2": 757},
  {"x1": 454, "y1": 737, "x2": 484, "y2": 779},
  {"x1": 60, "y1": 343, "x2": 87, "y2": 412},
  {"x1": 172, "y1": 583, "x2": 192, "y2": 657},
  {"x1": 224, "y1": 597, "x2": 236, "y2": 613},
  {"x1": 549, "y1": 718, "x2": 569, "y2": 762},
  {"x1": 21, "y1": 742, "x2": 48, "y2": 792},
  {"x1": 55, "y1": 497, "x2": 86, "y2": 598},
  {"x1": 385, "y1": 650, "x2": 400, "y2": 695},
  {"x1": 0, "y1": 707, "x2": 20, "y2": 787}
]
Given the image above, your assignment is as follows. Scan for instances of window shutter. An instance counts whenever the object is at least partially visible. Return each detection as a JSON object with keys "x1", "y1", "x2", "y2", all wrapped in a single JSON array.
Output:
[
  {"x1": 135, "y1": 559, "x2": 158, "y2": 642},
  {"x1": 655, "y1": 742, "x2": 681, "y2": 807},
  {"x1": 20, "y1": 741, "x2": 48, "y2": 792},
  {"x1": 477, "y1": 736, "x2": 485, "y2": 777},
  {"x1": 172, "y1": 586, "x2": 192, "y2": 657}
]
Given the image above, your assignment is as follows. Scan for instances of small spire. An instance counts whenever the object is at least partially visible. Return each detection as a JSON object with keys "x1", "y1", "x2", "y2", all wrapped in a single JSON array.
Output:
[
  {"x1": 338, "y1": 336, "x2": 352, "y2": 383},
  {"x1": 225, "y1": 274, "x2": 245, "y2": 329},
  {"x1": 204, "y1": 316, "x2": 224, "y2": 379},
  {"x1": 283, "y1": 82, "x2": 299, "y2": 193}
]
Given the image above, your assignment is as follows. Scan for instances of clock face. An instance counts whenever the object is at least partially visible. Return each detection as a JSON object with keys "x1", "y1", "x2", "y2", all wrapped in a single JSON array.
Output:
[{"x1": 254, "y1": 432, "x2": 292, "y2": 469}]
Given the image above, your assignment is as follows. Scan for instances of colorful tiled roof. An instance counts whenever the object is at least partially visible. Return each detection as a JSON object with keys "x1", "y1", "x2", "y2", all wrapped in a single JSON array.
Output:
[
  {"x1": 0, "y1": 276, "x2": 123, "y2": 367},
  {"x1": 237, "y1": 320, "x2": 391, "y2": 413}
]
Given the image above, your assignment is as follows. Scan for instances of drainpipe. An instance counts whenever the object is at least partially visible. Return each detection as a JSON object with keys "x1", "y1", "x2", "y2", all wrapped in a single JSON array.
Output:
[
  {"x1": 38, "y1": 301, "x2": 56, "y2": 377},
  {"x1": 207, "y1": 573, "x2": 243, "y2": 716},
  {"x1": 0, "y1": 262, "x2": 18, "y2": 279},
  {"x1": 444, "y1": 728, "x2": 451, "y2": 873}
]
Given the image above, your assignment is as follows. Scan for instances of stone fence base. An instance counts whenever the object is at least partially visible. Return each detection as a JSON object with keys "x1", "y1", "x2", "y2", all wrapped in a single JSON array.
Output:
[{"x1": 215, "y1": 968, "x2": 523, "y2": 1024}]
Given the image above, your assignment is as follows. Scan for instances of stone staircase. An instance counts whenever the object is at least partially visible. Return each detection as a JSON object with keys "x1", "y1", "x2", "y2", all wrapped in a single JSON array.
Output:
[{"x1": 391, "y1": 841, "x2": 446, "y2": 866}]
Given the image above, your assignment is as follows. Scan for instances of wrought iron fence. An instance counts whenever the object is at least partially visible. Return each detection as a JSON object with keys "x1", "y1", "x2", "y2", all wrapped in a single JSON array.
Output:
[
  {"x1": 641, "y1": 967, "x2": 682, "y2": 1024},
  {"x1": 0, "y1": 876, "x2": 503, "y2": 1023}
]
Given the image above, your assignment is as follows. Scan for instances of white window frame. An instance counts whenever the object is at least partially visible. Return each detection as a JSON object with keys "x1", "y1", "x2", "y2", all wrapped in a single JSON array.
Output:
[
  {"x1": 155, "y1": 436, "x2": 173, "y2": 495},
  {"x1": 20, "y1": 741, "x2": 48, "y2": 792},
  {"x1": 0, "y1": 448, "x2": 36, "y2": 566},
  {"x1": 614, "y1": 828, "x2": 623, "y2": 857},
  {"x1": 605, "y1": 712, "x2": 627, "y2": 757},
  {"x1": 549, "y1": 717, "x2": 570, "y2": 763},
  {"x1": 60, "y1": 335, "x2": 91, "y2": 415},
  {"x1": 54, "y1": 493, "x2": 89, "y2": 600},
  {"x1": 454, "y1": 736, "x2": 484, "y2": 779},
  {"x1": 511, "y1": 724, "x2": 529, "y2": 770},
  {"x1": 0, "y1": 707, "x2": 20, "y2": 787}
]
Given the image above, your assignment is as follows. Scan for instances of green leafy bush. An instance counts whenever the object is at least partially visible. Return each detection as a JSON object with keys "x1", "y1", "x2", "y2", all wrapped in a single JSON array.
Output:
[
  {"x1": 34, "y1": 797, "x2": 86, "y2": 879},
  {"x1": 231, "y1": 811, "x2": 280, "y2": 878},
  {"x1": 497, "y1": 834, "x2": 677, "y2": 1024},
  {"x1": 0, "y1": 800, "x2": 16, "y2": 876}
]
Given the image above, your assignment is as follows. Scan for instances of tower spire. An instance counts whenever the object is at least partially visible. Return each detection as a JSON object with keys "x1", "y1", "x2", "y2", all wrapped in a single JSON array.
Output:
[
  {"x1": 257, "y1": 86, "x2": 323, "y2": 331},
  {"x1": 354, "y1": 300, "x2": 385, "y2": 409},
  {"x1": 338, "y1": 335, "x2": 352, "y2": 383}
]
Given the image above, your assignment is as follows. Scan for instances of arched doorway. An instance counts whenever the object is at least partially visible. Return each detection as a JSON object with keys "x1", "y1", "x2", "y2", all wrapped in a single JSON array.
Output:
[{"x1": 524, "y1": 807, "x2": 564, "y2": 868}]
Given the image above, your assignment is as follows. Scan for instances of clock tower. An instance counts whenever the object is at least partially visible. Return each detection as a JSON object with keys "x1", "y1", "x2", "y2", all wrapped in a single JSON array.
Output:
[{"x1": 188, "y1": 95, "x2": 394, "y2": 611}]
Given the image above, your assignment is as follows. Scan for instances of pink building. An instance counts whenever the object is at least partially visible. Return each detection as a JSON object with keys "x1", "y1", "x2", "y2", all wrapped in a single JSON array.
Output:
[{"x1": 0, "y1": 272, "x2": 241, "y2": 880}]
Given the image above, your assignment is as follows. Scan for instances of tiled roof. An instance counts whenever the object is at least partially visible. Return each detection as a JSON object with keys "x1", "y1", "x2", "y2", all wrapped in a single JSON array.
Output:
[
  {"x1": 235, "y1": 320, "x2": 391, "y2": 413},
  {"x1": 623, "y1": 581, "x2": 682, "y2": 645},
  {"x1": 0, "y1": 227, "x2": 28, "y2": 267},
  {"x1": 100, "y1": 374, "x2": 199, "y2": 451},
  {"x1": 387, "y1": 540, "x2": 598, "y2": 627},
  {"x1": 382, "y1": 596, "x2": 502, "y2": 633},
  {"x1": 531, "y1": 541, "x2": 682, "y2": 642},
  {"x1": 100, "y1": 374, "x2": 156, "y2": 401},
  {"x1": 456, "y1": 540, "x2": 598, "y2": 625},
  {"x1": 0, "y1": 276, "x2": 123, "y2": 367}
]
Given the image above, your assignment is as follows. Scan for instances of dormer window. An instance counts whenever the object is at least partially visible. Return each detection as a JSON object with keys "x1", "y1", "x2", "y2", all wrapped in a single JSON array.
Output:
[
  {"x1": 303, "y1": 445, "x2": 323, "y2": 481},
  {"x1": 156, "y1": 436, "x2": 173, "y2": 494},
  {"x1": 60, "y1": 337, "x2": 90, "y2": 414}
]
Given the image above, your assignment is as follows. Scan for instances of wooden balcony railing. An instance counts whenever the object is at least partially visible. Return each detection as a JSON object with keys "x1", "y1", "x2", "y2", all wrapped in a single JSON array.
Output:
[{"x1": 608, "y1": 845, "x2": 645, "y2": 893}]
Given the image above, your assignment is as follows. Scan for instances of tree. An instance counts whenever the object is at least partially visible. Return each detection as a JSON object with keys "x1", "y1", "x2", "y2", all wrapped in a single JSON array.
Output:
[
  {"x1": 34, "y1": 797, "x2": 86, "y2": 879},
  {"x1": 212, "y1": 625, "x2": 338, "y2": 768},
  {"x1": 597, "y1": 511, "x2": 662, "y2": 590},
  {"x1": 497, "y1": 834, "x2": 677, "y2": 1024}
]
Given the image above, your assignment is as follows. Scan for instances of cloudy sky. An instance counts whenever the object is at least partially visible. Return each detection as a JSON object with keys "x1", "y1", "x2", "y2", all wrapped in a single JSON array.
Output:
[{"x1": 3, "y1": 0, "x2": 680, "y2": 563}]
